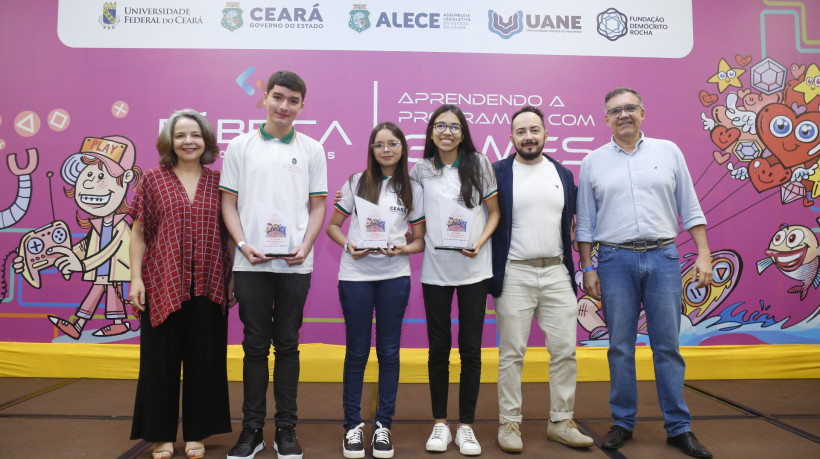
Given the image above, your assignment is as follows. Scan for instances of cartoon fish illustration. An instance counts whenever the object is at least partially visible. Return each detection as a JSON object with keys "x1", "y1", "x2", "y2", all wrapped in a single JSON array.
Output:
[{"x1": 757, "y1": 223, "x2": 820, "y2": 300}]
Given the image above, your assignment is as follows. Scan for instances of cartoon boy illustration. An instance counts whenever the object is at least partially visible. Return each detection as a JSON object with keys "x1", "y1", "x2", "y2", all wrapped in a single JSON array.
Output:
[{"x1": 21, "y1": 136, "x2": 142, "y2": 339}]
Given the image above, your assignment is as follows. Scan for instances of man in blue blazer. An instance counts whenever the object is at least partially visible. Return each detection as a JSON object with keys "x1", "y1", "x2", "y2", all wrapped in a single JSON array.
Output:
[{"x1": 489, "y1": 106, "x2": 592, "y2": 453}]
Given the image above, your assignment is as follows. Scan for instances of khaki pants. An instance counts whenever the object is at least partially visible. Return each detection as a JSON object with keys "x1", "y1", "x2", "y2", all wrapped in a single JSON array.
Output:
[{"x1": 495, "y1": 261, "x2": 578, "y2": 423}]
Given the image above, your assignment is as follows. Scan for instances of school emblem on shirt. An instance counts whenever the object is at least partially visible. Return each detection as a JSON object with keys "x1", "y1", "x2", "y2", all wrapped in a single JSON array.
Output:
[
  {"x1": 283, "y1": 156, "x2": 303, "y2": 174},
  {"x1": 349, "y1": 5, "x2": 371, "y2": 33},
  {"x1": 389, "y1": 205, "x2": 407, "y2": 216}
]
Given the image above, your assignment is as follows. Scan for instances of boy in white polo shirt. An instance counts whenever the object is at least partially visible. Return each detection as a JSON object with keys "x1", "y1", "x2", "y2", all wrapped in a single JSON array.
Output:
[{"x1": 221, "y1": 70, "x2": 328, "y2": 459}]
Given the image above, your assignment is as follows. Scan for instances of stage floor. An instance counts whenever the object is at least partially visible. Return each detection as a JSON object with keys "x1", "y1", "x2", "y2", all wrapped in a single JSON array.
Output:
[{"x1": 1, "y1": 378, "x2": 818, "y2": 458}]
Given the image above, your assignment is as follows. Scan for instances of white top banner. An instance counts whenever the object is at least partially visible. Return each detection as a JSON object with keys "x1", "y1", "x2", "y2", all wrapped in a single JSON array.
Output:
[{"x1": 58, "y1": 0, "x2": 693, "y2": 57}]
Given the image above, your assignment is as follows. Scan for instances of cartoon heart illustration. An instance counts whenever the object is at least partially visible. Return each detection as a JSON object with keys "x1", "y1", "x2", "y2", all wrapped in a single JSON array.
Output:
[
  {"x1": 749, "y1": 156, "x2": 790, "y2": 192},
  {"x1": 791, "y1": 63, "x2": 807, "y2": 79},
  {"x1": 713, "y1": 150, "x2": 730, "y2": 164},
  {"x1": 699, "y1": 90, "x2": 718, "y2": 107},
  {"x1": 735, "y1": 54, "x2": 752, "y2": 66},
  {"x1": 756, "y1": 103, "x2": 820, "y2": 168},
  {"x1": 710, "y1": 125, "x2": 741, "y2": 150},
  {"x1": 738, "y1": 89, "x2": 751, "y2": 98}
]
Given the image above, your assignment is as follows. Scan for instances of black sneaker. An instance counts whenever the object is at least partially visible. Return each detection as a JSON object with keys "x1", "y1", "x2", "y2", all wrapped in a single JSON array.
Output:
[
  {"x1": 343, "y1": 423, "x2": 365, "y2": 458},
  {"x1": 372, "y1": 422, "x2": 394, "y2": 458},
  {"x1": 227, "y1": 427, "x2": 265, "y2": 459},
  {"x1": 274, "y1": 425, "x2": 303, "y2": 459}
]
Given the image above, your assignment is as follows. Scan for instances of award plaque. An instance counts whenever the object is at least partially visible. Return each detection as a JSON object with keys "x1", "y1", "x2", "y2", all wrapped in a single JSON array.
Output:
[
  {"x1": 255, "y1": 202, "x2": 293, "y2": 257},
  {"x1": 435, "y1": 194, "x2": 474, "y2": 251},
  {"x1": 354, "y1": 196, "x2": 389, "y2": 250}
]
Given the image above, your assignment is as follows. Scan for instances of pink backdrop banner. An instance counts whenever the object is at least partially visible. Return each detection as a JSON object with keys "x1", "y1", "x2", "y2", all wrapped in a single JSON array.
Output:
[{"x1": 1, "y1": 1, "x2": 819, "y2": 348}]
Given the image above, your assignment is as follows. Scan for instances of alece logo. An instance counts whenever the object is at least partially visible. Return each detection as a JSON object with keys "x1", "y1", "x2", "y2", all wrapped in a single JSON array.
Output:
[
  {"x1": 349, "y1": 4, "x2": 370, "y2": 33},
  {"x1": 597, "y1": 7, "x2": 628, "y2": 41},
  {"x1": 222, "y1": 2, "x2": 244, "y2": 31},
  {"x1": 488, "y1": 9, "x2": 523, "y2": 39},
  {"x1": 98, "y1": 2, "x2": 120, "y2": 29}
]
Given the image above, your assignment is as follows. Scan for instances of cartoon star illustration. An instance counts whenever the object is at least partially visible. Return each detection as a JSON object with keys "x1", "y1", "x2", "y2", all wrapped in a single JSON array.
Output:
[
  {"x1": 807, "y1": 164, "x2": 820, "y2": 199},
  {"x1": 793, "y1": 63, "x2": 820, "y2": 104},
  {"x1": 707, "y1": 58, "x2": 746, "y2": 93}
]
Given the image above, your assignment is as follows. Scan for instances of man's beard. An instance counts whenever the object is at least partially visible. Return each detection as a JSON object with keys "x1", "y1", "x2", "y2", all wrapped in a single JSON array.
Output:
[{"x1": 515, "y1": 141, "x2": 543, "y2": 161}]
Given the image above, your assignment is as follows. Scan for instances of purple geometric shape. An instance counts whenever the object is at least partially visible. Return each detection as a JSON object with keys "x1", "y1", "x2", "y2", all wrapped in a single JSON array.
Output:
[
  {"x1": 733, "y1": 140, "x2": 762, "y2": 161},
  {"x1": 751, "y1": 58, "x2": 787, "y2": 95}
]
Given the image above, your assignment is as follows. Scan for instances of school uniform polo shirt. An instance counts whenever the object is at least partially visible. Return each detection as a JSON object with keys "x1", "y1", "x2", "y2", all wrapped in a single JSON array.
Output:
[
  {"x1": 334, "y1": 173, "x2": 425, "y2": 281},
  {"x1": 409, "y1": 153, "x2": 498, "y2": 286},
  {"x1": 220, "y1": 124, "x2": 328, "y2": 274}
]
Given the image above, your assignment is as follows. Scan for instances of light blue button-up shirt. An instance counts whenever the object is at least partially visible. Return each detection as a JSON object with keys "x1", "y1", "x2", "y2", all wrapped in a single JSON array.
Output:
[{"x1": 576, "y1": 134, "x2": 706, "y2": 244}]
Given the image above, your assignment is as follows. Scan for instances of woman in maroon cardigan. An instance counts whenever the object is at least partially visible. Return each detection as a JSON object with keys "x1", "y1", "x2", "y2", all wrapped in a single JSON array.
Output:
[{"x1": 128, "y1": 109, "x2": 233, "y2": 459}]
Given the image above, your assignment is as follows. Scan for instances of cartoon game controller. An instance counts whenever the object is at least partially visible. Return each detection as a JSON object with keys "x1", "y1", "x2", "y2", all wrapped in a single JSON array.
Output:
[{"x1": 17, "y1": 220, "x2": 72, "y2": 288}]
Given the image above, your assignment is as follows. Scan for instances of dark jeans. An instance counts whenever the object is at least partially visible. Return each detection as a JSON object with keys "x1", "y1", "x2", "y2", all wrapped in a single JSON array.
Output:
[
  {"x1": 131, "y1": 296, "x2": 231, "y2": 442},
  {"x1": 235, "y1": 271, "x2": 311, "y2": 428},
  {"x1": 339, "y1": 277, "x2": 411, "y2": 431},
  {"x1": 422, "y1": 280, "x2": 488, "y2": 424}
]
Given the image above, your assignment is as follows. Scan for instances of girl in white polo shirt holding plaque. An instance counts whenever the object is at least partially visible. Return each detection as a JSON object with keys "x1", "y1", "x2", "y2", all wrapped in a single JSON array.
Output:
[
  {"x1": 410, "y1": 104, "x2": 500, "y2": 456},
  {"x1": 326, "y1": 122, "x2": 425, "y2": 459}
]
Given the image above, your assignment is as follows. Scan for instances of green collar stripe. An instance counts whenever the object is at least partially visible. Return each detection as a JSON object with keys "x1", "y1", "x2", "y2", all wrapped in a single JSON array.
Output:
[
  {"x1": 433, "y1": 152, "x2": 462, "y2": 169},
  {"x1": 259, "y1": 123, "x2": 296, "y2": 144}
]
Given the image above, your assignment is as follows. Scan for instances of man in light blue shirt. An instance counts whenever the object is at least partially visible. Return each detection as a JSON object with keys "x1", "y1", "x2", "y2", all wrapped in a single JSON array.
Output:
[{"x1": 576, "y1": 87, "x2": 713, "y2": 459}]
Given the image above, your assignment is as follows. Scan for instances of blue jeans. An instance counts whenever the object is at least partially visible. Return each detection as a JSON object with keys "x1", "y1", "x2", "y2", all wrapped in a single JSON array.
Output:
[
  {"x1": 339, "y1": 277, "x2": 410, "y2": 431},
  {"x1": 235, "y1": 271, "x2": 311, "y2": 429},
  {"x1": 597, "y1": 243, "x2": 692, "y2": 436}
]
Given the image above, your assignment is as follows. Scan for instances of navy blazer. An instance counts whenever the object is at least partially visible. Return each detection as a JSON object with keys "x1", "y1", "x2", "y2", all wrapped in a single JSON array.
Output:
[{"x1": 489, "y1": 153, "x2": 578, "y2": 298}]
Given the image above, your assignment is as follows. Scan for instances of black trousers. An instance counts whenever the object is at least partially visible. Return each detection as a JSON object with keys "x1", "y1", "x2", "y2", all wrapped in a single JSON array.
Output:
[
  {"x1": 234, "y1": 271, "x2": 311, "y2": 429},
  {"x1": 422, "y1": 280, "x2": 488, "y2": 424},
  {"x1": 130, "y1": 296, "x2": 231, "y2": 442}
]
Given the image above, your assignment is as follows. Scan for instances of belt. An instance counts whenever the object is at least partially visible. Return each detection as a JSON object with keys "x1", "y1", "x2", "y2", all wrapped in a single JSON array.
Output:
[
  {"x1": 598, "y1": 239, "x2": 675, "y2": 252},
  {"x1": 509, "y1": 256, "x2": 563, "y2": 268}
]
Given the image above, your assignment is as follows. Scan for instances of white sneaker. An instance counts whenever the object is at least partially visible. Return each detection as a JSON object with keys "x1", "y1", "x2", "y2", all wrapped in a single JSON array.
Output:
[
  {"x1": 343, "y1": 423, "x2": 365, "y2": 458},
  {"x1": 455, "y1": 425, "x2": 482, "y2": 456},
  {"x1": 548, "y1": 419, "x2": 594, "y2": 448},
  {"x1": 425, "y1": 422, "x2": 452, "y2": 452},
  {"x1": 497, "y1": 422, "x2": 523, "y2": 453}
]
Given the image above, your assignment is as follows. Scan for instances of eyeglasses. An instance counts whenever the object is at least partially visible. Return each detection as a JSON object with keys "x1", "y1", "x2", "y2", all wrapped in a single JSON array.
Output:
[
  {"x1": 606, "y1": 104, "x2": 642, "y2": 116},
  {"x1": 433, "y1": 122, "x2": 463, "y2": 135},
  {"x1": 371, "y1": 141, "x2": 401, "y2": 151}
]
